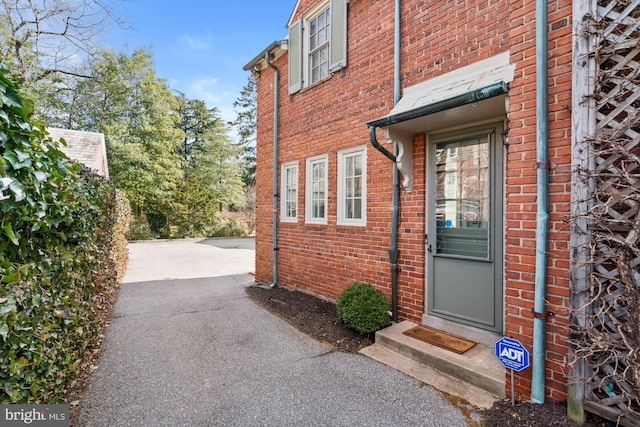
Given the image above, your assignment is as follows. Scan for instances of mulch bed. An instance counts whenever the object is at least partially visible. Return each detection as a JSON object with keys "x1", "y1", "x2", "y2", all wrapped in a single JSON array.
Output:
[
  {"x1": 245, "y1": 284, "x2": 372, "y2": 353},
  {"x1": 245, "y1": 285, "x2": 609, "y2": 427}
]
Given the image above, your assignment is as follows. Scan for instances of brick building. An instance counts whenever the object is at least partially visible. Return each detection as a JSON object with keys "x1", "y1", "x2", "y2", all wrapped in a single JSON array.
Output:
[{"x1": 244, "y1": 0, "x2": 610, "y2": 420}]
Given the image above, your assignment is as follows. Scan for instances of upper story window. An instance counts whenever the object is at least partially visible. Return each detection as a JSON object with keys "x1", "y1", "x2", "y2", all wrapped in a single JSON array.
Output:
[
  {"x1": 288, "y1": 0, "x2": 348, "y2": 94},
  {"x1": 337, "y1": 146, "x2": 366, "y2": 226},
  {"x1": 309, "y1": 7, "x2": 330, "y2": 83},
  {"x1": 306, "y1": 154, "x2": 328, "y2": 224},
  {"x1": 281, "y1": 162, "x2": 298, "y2": 222}
]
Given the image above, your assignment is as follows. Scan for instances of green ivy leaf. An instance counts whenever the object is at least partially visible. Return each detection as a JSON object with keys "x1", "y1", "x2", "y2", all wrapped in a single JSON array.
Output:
[
  {"x1": 14, "y1": 150, "x2": 30, "y2": 163},
  {"x1": 0, "y1": 322, "x2": 9, "y2": 341},
  {"x1": 3, "y1": 223, "x2": 19, "y2": 246},
  {"x1": 0, "y1": 301, "x2": 16, "y2": 316},
  {"x1": 31, "y1": 294, "x2": 41, "y2": 307},
  {"x1": 8, "y1": 180, "x2": 25, "y2": 202},
  {"x1": 3, "y1": 152, "x2": 32, "y2": 170},
  {"x1": 33, "y1": 171, "x2": 49, "y2": 182},
  {"x1": 18, "y1": 264, "x2": 30, "y2": 275},
  {"x1": 1, "y1": 85, "x2": 22, "y2": 108},
  {"x1": 9, "y1": 356, "x2": 29, "y2": 375}
]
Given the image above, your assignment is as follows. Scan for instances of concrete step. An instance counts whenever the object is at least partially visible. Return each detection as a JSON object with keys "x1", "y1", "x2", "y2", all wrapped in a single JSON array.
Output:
[{"x1": 360, "y1": 320, "x2": 505, "y2": 409}]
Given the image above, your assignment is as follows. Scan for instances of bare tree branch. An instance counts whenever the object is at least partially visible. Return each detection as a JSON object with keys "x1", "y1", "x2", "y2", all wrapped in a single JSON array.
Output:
[{"x1": 0, "y1": 0, "x2": 130, "y2": 83}]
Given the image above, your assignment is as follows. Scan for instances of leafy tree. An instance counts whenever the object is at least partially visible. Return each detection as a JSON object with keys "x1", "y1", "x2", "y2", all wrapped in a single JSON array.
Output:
[
  {"x1": 68, "y1": 48, "x2": 184, "y2": 221},
  {"x1": 175, "y1": 93, "x2": 215, "y2": 173},
  {"x1": 171, "y1": 175, "x2": 219, "y2": 237},
  {"x1": 231, "y1": 74, "x2": 256, "y2": 186},
  {"x1": 193, "y1": 121, "x2": 244, "y2": 210},
  {"x1": 176, "y1": 94, "x2": 244, "y2": 210}
]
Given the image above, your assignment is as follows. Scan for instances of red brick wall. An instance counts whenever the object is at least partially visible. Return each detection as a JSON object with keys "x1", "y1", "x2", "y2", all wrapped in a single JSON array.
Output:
[
  {"x1": 255, "y1": 0, "x2": 399, "y2": 305},
  {"x1": 254, "y1": 0, "x2": 574, "y2": 402},
  {"x1": 505, "y1": 0, "x2": 573, "y2": 401}
]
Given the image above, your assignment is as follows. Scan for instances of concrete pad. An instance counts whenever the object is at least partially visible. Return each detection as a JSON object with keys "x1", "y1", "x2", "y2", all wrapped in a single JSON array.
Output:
[
  {"x1": 123, "y1": 238, "x2": 255, "y2": 283},
  {"x1": 361, "y1": 344, "x2": 499, "y2": 409},
  {"x1": 361, "y1": 321, "x2": 505, "y2": 408}
]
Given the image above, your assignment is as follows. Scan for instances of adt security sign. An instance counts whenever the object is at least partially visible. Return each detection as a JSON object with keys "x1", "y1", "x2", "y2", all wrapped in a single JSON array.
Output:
[{"x1": 495, "y1": 337, "x2": 530, "y2": 372}]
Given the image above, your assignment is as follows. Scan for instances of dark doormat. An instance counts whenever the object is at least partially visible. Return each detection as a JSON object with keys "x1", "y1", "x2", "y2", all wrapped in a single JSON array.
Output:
[{"x1": 402, "y1": 325, "x2": 476, "y2": 354}]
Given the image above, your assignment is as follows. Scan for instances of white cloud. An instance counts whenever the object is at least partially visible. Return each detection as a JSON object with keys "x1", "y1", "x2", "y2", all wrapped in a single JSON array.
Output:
[
  {"x1": 180, "y1": 33, "x2": 211, "y2": 51},
  {"x1": 187, "y1": 77, "x2": 240, "y2": 139},
  {"x1": 189, "y1": 77, "x2": 224, "y2": 104}
]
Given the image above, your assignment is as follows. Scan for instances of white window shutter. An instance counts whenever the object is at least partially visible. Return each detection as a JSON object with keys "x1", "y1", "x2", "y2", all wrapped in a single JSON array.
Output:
[
  {"x1": 329, "y1": 0, "x2": 347, "y2": 72},
  {"x1": 288, "y1": 19, "x2": 303, "y2": 95}
]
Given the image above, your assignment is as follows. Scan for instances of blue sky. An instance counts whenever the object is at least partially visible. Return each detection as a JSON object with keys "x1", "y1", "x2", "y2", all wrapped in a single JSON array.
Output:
[{"x1": 104, "y1": 0, "x2": 296, "y2": 128}]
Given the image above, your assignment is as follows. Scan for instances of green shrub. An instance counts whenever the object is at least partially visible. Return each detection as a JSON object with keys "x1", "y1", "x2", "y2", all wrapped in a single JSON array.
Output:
[
  {"x1": 0, "y1": 68, "x2": 121, "y2": 403},
  {"x1": 170, "y1": 176, "x2": 249, "y2": 239},
  {"x1": 336, "y1": 282, "x2": 390, "y2": 334},
  {"x1": 209, "y1": 212, "x2": 248, "y2": 237},
  {"x1": 146, "y1": 209, "x2": 169, "y2": 238},
  {"x1": 127, "y1": 214, "x2": 155, "y2": 240},
  {"x1": 111, "y1": 190, "x2": 131, "y2": 283}
]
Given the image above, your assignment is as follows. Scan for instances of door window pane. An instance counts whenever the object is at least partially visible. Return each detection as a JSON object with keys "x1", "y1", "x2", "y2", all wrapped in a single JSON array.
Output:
[{"x1": 435, "y1": 136, "x2": 490, "y2": 258}]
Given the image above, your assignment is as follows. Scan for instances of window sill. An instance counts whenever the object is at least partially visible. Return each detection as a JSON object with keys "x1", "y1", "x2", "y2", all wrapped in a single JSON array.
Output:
[
  {"x1": 298, "y1": 73, "x2": 334, "y2": 94},
  {"x1": 336, "y1": 221, "x2": 367, "y2": 227}
]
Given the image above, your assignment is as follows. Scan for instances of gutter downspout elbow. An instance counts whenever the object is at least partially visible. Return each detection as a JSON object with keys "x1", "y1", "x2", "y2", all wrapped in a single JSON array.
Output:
[
  {"x1": 369, "y1": 126, "x2": 397, "y2": 162},
  {"x1": 367, "y1": 124, "x2": 399, "y2": 322}
]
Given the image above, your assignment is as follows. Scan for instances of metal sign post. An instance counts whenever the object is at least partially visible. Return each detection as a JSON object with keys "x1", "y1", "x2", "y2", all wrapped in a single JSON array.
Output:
[{"x1": 495, "y1": 337, "x2": 530, "y2": 405}]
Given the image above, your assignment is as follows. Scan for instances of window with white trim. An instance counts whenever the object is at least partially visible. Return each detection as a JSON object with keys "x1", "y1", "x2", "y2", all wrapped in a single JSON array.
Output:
[
  {"x1": 308, "y1": 7, "x2": 330, "y2": 83},
  {"x1": 338, "y1": 146, "x2": 366, "y2": 225},
  {"x1": 288, "y1": 0, "x2": 347, "y2": 94},
  {"x1": 281, "y1": 162, "x2": 298, "y2": 222},
  {"x1": 306, "y1": 155, "x2": 328, "y2": 224}
]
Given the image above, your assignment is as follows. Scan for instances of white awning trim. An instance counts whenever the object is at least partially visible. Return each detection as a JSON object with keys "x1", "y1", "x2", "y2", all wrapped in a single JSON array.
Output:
[{"x1": 388, "y1": 51, "x2": 515, "y2": 120}]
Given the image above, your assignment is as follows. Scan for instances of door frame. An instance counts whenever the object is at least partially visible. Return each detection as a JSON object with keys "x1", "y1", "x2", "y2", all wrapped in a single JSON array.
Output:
[{"x1": 423, "y1": 120, "x2": 506, "y2": 343}]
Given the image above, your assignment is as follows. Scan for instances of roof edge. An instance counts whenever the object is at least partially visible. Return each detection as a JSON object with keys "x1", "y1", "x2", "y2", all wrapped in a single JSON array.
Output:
[{"x1": 242, "y1": 40, "x2": 288, "y2": 72}]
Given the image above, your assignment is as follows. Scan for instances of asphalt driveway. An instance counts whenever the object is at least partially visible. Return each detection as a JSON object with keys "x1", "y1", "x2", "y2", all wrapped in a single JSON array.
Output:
[{"x1": 78, "y1": 238, "x2": 479, "y2": 426}]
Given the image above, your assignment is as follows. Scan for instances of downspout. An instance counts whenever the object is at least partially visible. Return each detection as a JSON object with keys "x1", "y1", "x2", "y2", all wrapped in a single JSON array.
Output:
[
  {"x1": 266, "y1": 51, "x2": 280, "y2": 288},
  {"x1": 388, "y1": 0, "x2": 402, "y2": 324},
  {"x1": 531, "y1": 0, "x2": 549, "y2": 404},
  {"x1": 368, "y1": 1, "x2": 401, "y2": 323},
  {"x1": 368, "y1": 0, "x2": 401, "y2": 322}
]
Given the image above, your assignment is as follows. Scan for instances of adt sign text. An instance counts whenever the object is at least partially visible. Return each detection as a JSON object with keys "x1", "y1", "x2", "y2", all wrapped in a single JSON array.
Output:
[{"x1": 495, "y1": 337, "x2": 530, "y2": 372}]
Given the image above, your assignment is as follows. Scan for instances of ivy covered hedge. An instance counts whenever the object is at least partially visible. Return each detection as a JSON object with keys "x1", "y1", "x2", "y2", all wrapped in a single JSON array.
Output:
[{"x1": 0, "y1": 68, "x2": 126, "y2": 403}]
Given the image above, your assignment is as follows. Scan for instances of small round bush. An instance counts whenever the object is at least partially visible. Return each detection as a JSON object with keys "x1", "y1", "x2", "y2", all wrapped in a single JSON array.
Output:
[{"x1": 336, "y1": 282, "x2": 390, "y2": 334}]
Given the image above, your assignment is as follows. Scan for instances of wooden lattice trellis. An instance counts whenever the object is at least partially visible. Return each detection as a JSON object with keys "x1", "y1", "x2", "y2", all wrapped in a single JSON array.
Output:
[{"x1": 570, "y1": 0, "x2": 640, "y2": 425}]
